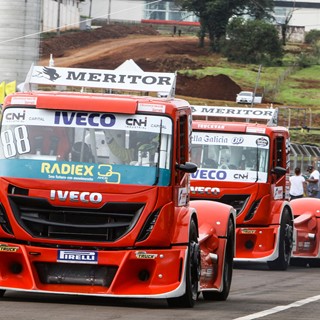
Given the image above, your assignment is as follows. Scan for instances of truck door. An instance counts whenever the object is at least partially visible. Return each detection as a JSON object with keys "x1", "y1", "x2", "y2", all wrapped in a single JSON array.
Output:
[
  {"x1": 272, "y1": 135, "x2": 287, "y2": 199},
  {"x1": 175, "y1": 114, "x2": 190, "y2": 207}
]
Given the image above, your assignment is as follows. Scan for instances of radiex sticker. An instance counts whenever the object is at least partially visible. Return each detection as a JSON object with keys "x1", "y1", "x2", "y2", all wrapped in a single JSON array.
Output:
[
  {"x1": 135, "y1": 251, "x2": 158, "y2": 259},
  {"x1": 0, "y1": 244, "x2": 19, "y2": 252}
]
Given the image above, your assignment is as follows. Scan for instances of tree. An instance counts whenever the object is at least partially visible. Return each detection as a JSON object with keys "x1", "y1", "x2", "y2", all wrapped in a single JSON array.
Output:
[
  {"x1": 175, "y1": 0, "x2": 274, "y2": 51},
  {"x1": 222, "y1": 18, "x2": 283, "y2": 64}
]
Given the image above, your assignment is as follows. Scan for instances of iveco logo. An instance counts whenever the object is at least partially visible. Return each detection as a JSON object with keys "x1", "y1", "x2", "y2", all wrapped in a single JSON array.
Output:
[
  {"x1": 190, "y1": 186, "x2": 220, "y2": 195},
  {"x1": 50, "y1": 190, "x2": 102, "y2": 203}
]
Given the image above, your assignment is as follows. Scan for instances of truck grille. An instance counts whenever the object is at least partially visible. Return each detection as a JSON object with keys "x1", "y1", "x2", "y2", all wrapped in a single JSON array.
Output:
[
  {"x1": 35, "y1": 262, "x2": 118, "y2": 287},
  {"x1": 8, "y1": 195, "x2": 144, "y2": 242}
]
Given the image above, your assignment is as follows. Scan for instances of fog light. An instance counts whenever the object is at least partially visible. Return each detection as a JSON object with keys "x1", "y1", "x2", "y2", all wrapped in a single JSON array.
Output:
[
  {"x1": 245, "y1": 240, "x2": 254, "y2": 250},
  {"x1": 10, "y1": 262, "x2": 23, "y2": 274},
  {"x1": 138, "y1": 269, "x2": 150, "y2": 281}
]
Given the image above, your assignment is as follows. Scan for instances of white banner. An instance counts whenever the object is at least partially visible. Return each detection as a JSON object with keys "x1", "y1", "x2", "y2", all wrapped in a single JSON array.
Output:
[
  {"x1": 26, "y1": 64, "x2": 175, "y2": 94},
  {"x1": 191, "y1": 105, "x2": 278, "y2": 125}
]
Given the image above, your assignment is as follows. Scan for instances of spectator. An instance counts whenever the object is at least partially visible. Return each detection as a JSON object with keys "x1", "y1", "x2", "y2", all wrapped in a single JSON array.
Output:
[
  {"x1": 306, "y1": 165, "x2": 320, "y2": 198},
  {"x1": 172, "y1": 25, "x2": 177, "y2": 36},
  {"x1": 289, "y1": 167, "x2": 307, "y2": 200}
]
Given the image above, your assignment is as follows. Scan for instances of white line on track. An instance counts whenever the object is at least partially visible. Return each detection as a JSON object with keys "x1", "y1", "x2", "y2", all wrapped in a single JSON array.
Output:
[{"x1": 233, "y1": 294, "x2": 320, "y2": 320}]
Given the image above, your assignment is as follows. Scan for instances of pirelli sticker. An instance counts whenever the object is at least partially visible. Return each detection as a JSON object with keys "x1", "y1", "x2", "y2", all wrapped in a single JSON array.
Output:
[{"x1": 0, "y1": 244, "x2": 19, "y2": 252}]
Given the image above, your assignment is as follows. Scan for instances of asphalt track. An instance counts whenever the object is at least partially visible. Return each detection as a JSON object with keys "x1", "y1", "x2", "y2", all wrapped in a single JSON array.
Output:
[{"x1": 1, "y1": 262, "x2": 319, "y2": 320}]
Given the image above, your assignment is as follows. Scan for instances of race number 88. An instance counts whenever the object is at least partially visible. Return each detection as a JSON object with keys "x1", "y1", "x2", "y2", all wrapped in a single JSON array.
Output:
[{"x1": 1, "y1": 126, "x2": 31, "y2": 158}]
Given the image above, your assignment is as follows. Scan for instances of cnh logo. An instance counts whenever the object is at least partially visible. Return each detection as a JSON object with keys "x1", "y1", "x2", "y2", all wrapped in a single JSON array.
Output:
[
  {"x1": 126, "y1": 117, "x2": 147, "y2": 127},
  {"x1": 5, "y1": 111, "x2": 26, "y2": 121}
]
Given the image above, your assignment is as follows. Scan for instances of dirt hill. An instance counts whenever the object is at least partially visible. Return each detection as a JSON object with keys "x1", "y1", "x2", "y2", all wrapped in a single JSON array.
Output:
[{"x1": 39, "y1": 24, "x2": 241, "y2": 101}]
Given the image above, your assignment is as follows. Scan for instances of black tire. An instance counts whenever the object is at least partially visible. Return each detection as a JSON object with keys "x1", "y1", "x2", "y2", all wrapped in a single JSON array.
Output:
[
  {"x1": 0, "y1": 289, "x2": 5, "y2": 298},
  {"x1": 267, "y1": 208, "x2": 293, "y2": 271},
  {"x1": 290, "y1": 258, "x2": 308, "y2": 267},
  {"x1": 203, "y1": 217, "x2": 234, "y2": 301},
  {"x1": 167, "y1": 219, "x2": 200, "y2": 308},
  {"x1": 307, "y1": 259, "x2": 320, "y2": 267}
]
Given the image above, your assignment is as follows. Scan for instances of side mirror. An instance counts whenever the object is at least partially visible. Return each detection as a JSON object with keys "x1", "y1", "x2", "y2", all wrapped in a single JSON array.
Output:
[
  {"x1": 176, "y1": 162, "x2": 198, "y2": 173},
  {"x1": 271, "y1": 166, "x2": 287, "y2": 177}
]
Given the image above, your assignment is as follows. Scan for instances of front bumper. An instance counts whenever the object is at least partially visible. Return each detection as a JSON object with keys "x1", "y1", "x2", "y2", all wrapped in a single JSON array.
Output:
[
  {"x1": 0, "y1": 242, "x2": 187, "y2": 298},
  {"x1": 234, "y1": 225, "x2": 280, "y2": 263}
]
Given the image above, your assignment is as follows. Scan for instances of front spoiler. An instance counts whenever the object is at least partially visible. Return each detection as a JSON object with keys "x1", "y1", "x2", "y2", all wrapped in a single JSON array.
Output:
[
  {"x1": 234, "y1": 225, "x2": 280, "y2": 263},
  {"x1": 0, "y1": 241, "x2": 188, "y2": 299}
]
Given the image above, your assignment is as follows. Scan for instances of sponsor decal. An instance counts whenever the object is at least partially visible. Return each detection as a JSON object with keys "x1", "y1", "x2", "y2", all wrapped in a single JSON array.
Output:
[
  {"x1": 54, "y1": 111, "x2": 116, "y2": 128},
  {"x1": 138, "y1": 103, "x2": 166, "y2": 113},
  {"x1": 231, "y1": 137, "x2": 244, "y2": 145},
  {"x1": 274, "y1": 186, "x2": 283, "y2": 200},
  {"x1": 192, "y1": 134, "x2": 228, "y2": 144},
  {"x1": 50, "y1": 190, "x2": 102, "y2": 203},
  {"x1": 191, "y1": 169, "x2": 227, "y2": 181},
  {"x1": 125, "y1": 117, "x2": 147, "y2": 130},
  {"x1": 240, "y1": 229, "x2": 256, "y2": 234},
  {"x1": 191, "y1": 105, "x2": 276, "y2": 120},
  {"x1": 57, "y1": 250, "x2": 98, "y2": 264},
  {"x1": 0, "y1": 244, "x2": 19, "y2": 252},
  {"x1": 234, "y1": 172, "x2": 249, "y2": 179},
  {"x1": 178, "y1": 187, "x2": 188, "y2": 206},
  {"x1": 30, "y1": 65, "x2": 175, "y2": 93},
  {"x1": 10, "y1": 97, "x2": 37, "y2": 106},
  {"x1": 41, "y1": 162, "x2": 94, "y2": 177},
  {"x1": 135, "y1": 251, "x2": 158, "y2": 259},
  {"x1": 256, "y1": 137, "x2": 269, "y2": 147},
  {"x1": 190, "y1": 186, "x2": 220, "y2": 195}
]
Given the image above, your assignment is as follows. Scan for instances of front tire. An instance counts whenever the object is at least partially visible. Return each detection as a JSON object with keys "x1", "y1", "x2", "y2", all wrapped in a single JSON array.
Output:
[
  {"x1": 268, "y1": 208, "x2": 293, "y2": 270},
  {"x1": 0, "y1": 289, "x2": 5, "y2": 298},
  {"x1": 203, "y1": 217, "x2": 234, "y2": 301},
  {"x1": 167, "y1": 219, "x2": 200, "y2": 308}
]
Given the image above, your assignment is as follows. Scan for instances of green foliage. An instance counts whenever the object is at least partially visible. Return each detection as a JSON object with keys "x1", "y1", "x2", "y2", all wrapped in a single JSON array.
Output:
[
  {"x1": 175, "y1": 0, "x2": 275, "y2": 51},
  {"x1": 221, "y1": 18, "x2": 283, "y2": 64},
  {"x1": 305, "y1": 29, "x2": 320, "y2": 44}
]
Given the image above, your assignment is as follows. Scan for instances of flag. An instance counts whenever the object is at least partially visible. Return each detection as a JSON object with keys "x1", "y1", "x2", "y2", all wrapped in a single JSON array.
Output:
[
  {"x1": 5, "y1": 80, "x2": 16, "y2": 96},
  {"x1": 0, "y1": 81, "x2": 5, "y2": 104}
]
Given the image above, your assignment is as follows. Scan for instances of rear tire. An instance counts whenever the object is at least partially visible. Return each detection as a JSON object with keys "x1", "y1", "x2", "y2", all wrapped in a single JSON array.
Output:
[
  {"x1": 167, "y1": 219, "x2": 200, "y2": 308},
  {"x1": 268, "y1": 208, "x2": 293, "y2": 270},
  {"x1": 0, "y1": 289, "x2": 5, "y2": 298},
  {"x1": 203, "y1": 217, "x2": 234, "y2": 301}
]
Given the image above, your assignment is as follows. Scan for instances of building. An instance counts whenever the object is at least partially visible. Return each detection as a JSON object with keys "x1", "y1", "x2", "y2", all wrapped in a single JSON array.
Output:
[{"x1": 80, "y1": 0, "x2": 320, "y2": 32}]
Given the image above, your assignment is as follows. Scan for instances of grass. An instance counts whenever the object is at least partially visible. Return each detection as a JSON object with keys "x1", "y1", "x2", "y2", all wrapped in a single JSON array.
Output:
[
  {"x1": 178, "y1": 46, "x2": 320, "y2": 144},
  {"x1": 180, "y1": 64, "x2": 287, "y2": 92},
  {"x1": 180, "y1": 52, "x2": 320, "y2": 110}
]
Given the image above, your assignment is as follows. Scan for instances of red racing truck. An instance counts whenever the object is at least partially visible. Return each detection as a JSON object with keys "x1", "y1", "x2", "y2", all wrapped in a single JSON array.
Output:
[
  {"x1": 190, "y1": 105, "x2": 293, "y2": 270},
  {"x1": 0, "y1": 61, "x2": 235, "y2": 307}
]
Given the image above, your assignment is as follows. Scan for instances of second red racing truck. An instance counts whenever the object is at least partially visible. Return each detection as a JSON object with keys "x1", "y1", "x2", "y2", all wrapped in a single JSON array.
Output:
[{"x1": 190, "y1": 105, "x2": 293, "y2": 270}]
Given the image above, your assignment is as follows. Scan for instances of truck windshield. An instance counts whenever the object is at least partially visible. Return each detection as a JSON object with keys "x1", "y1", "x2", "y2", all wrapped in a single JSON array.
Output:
[
  {"x1": 191, "y1": 131, "x2": 269, "y2": 183},
  {"x1": 0, "y1": 108, "x2": 173, "y2": 186}
]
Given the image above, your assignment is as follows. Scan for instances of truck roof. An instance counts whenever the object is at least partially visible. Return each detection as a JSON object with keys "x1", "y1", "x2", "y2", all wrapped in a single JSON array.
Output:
[
  {"x1": 193, "y1": 119, "x2": 289, "y2": 135},
  {"x1": 4, "y1": 91, "x2": 189, "y2": 115}
]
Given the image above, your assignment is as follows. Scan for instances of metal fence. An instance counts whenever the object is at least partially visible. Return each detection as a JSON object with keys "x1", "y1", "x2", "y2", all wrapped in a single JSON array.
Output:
[{"x1": 290, "y1": 143, "x2": 320, "y2": 175}]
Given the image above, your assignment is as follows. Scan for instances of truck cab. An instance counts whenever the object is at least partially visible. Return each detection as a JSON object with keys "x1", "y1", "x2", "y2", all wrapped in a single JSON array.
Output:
[
  {"x1": 190, "y1": 106, "x2": 293, "y2": 270},
  {"x1": 0, "y1": 61, "x2": 235, "y2": 307}
]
